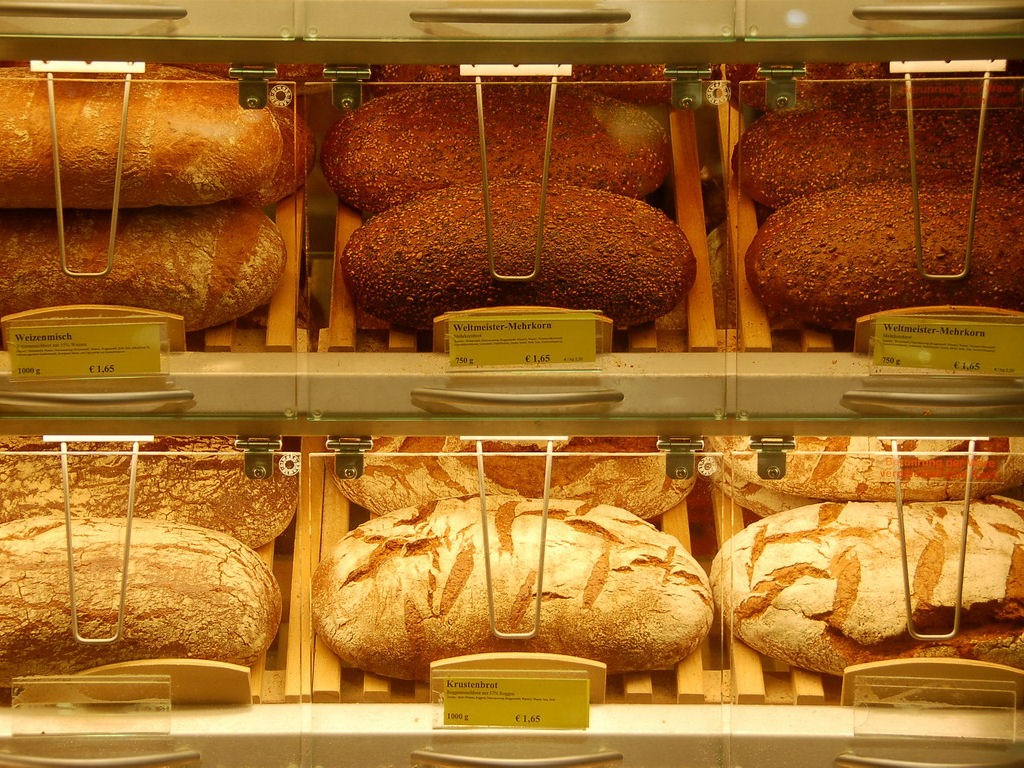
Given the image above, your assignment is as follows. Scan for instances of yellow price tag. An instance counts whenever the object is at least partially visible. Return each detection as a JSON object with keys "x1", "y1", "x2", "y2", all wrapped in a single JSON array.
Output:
[
  {"x1": 8, "y1": 322, "x2": 163, "y2": 381},
  {"x1": 872, "y1": 317, "x2": 1024, "y2": 375},
  {"x1": 447, "y1": 311, "x2": 598, "y2": 369},
  {"x1": 439, "y1": 676, "x2": 590, "y2": 730}
]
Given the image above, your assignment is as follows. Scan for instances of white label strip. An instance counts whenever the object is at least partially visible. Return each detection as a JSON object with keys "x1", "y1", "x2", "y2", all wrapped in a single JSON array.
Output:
[
  {"x1": 890, "y1": 59, "x2": 1007, "y2": 73},
  {"x1": 460, "y1": 64, "x2": 572, "y2": 77},
  {"x1": 31, "y1": 60, "x2": 146, "y2": 74}
]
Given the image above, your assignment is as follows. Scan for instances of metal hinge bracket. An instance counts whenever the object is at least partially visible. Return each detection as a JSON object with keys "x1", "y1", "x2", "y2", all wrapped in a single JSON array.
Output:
[
  {"x1": 657, "y1": 437, "x2": 705, "y2": 480},
  {"x1": 749, "y1": 436, "x2": 796, "y2": 480},
  {"x1": 229, "y1": 65, "x2": 278, "y2": 109},
  {"x1": 757, "y1": 65, "x2": 806, "y2": 111},
  {"x1": 234, "y1": 437, "x2": 284, "y2": 479},
  {"x1": 326, "y1": 436, "x2": 373, "y2": 480},
  {"x1": 324, "y1": 66, "x2": 371, "y2": 111},
  {"x1": 665, "y1": 65, "x2": 713, "y2": 110}
]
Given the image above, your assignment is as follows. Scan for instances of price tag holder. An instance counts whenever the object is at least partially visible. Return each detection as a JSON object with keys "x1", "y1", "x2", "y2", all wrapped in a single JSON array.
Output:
[
  {"x1": 869, "y1": 315, "x2": 1024, "y2": 376},
  {"x1": 431, "y1": 670, "x2": 590, "y2": 730}
]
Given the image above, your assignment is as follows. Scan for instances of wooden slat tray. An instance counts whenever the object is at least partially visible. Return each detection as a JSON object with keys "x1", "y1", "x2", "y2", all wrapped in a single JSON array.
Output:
[{"x1": 318, "y1": 108, "x2": 719, "y2": 355}]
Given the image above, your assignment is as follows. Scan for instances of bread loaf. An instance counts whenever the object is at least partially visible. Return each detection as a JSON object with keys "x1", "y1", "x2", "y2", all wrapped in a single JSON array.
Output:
[
  {"x1": 746, "y1": 184, "x2": 1024, "y2": 329},
  {"x1": 313, "y1": 496, "x2": 713, "y2": 680},
  {"x1": 333, "y1": 436, "x2": 693, "y2": 519},
  {"x1": 711, "y1": 497, "x2": 1024, "y2": 676},
  {"x1": 0, "y1": 201, "x2": 286, "y2": 330},
  {"x1": 342, "y1": 181, "x2": 694, "y2": 329},
  {"x1": 0, "y1": 65, "x2": 282, "y2": 208},
  {"x1": 321, "y1": 85, "x2": 670, "y2": 213},
  {"x1": 0, "y1": 516, "x2": 281, "y2": 684},
  {"x1": 0, "y1": 437, "x2": 297, "y2": 549},
  {"x1": 738, "y1": 109, "x2": 1024, "y2": 208}
]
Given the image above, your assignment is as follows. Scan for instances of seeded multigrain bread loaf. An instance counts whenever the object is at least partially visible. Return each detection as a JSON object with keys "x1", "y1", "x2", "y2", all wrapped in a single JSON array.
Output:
[
  {"x1": 321, "y1": 85, "x2": 670, "y2": 213},
  {"x1": 0, "y1": 65, "x2": 282, "y2": 208},
  {"x1": 738, "y1": 109, "x2": 1024, "y2": 208},
  {"x1": 746, "y1": 184, "x2": 1024, "y2": 329},
  {"x1": 313, "y1": 496, "x2": 713, "y2": 680},
  {"x1": 711, "y1": 497, "x2": 1024, "y2": 676},
  {"x1": 0, "y1": 516, "x2": 281, "y2": 685},
  {"x1": 342, "y1": 181, "x2": 694, "y2": 329},
  {"x1": 0, "y1": 201, "x2": 286, "y2": 330},
  {"x1": 333, "y1": 436, "x2": 694, "y2": 519}
]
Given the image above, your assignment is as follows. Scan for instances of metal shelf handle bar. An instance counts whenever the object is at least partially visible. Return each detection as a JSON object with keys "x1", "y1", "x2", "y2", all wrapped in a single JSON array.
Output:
[
  {"x1": 61, "y1": 440, "x2": 140, "y2": 644},
  {"x1": 410, "y1": 8, "x2": 629, "y2": 23},
  {"x1": 411, "y1": 753, "x2": 624, "y2": 768},
  {"x1": 0, "y1": 0, "x2": 186, "y2": 17},
  {"x1": 476, "y1": 439, "x2": 553, "y2": 639},
  {"x1": 836, "y1": 751, "x2": 1023, "y2": 768},
  {"x1": 853, "y1": 3, "x2": 1024, "y2": 20},
  {"x1": 891, "y1": 439, "x2": 975, "y2": 641},
  {"x1": 410, "y1": 388, "x2": 623, "y2": 408},
  {"x1": 0, "y1": 752, "x2": 200, "y2": 768},
  {"x1": 905, "y1": 72, "x2": 989, "y2": 281},
  {"x1": 841, "y1": 388, "x2": 1024, "y2": 410},
  {"x1": 49, "y1": 71, "x2": 132, "y2": 278},
  {"x1": 0, "y1": 389, "x2": 194, "y2": 406},
  {"x1": 478, "y1": 75, "x2": 558, "y2": 282}
]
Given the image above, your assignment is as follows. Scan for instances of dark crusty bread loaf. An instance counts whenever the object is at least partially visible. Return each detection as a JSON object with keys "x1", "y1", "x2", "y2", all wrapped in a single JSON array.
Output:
[
  {"x1": 313, "y1": 496, "x2": 713, "y2": 680},
  {"x1": 321, "y1": 85, "x2": 670, "y2": 212},
  {"x1": 0, "y1": 436, "x2": 297, "y2": 549},
  {"x1": 0, "y1": 201, "x2": 286, "y2": 331},
  {"x1": 738, "y1": 109, "x2": 1024, "y2": 208},
  {"x1": 711, "y1": 497, "x2": 1024, "y2": 676},
  {"x1": 0, "y1": 65, "x2": 282, "y2": 208},
  {"x1": 0, "y1": 516, "x2": 281, "y2": 685},
  {"x1": 745, "y1": 184, "x2": 1024, "y2": 329},
  {"x1": 333, "y1": 436, "x2": 693, "y2": 519},
  {"x1": 342, "y1": 181, "x2": 694, "y2": 329}
]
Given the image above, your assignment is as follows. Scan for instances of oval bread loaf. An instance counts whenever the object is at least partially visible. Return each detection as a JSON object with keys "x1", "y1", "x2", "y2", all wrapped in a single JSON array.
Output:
[
  {"x1": 0, "y1": 516, "x2": 281, "y2": 685},
  {"x1": 313, "y1": 496, "x2": 713, "y2": 680},
  {"x1": 321, "y1": 85, "x2": 670, "y2": 212},
  {"x1": 0, "y1": 437, "x2": 297, "y2": 549},
  {"x1": 746, "y1": 184, "x2": 1024, "y2": 329},
  {"x1": 0, "y1": 65, "x2": 282, "y2": 208},
  {"x1": 0, "y1": 201, "x2": 286, "y2": 331},
  {"x1": 342, "y1": 181, "x2": 694, "y2": 329},
  {"x1": 333, "y1": 436, "x2": 693, "y2": 520},
  {"x1": 711, "y1": 497, "x2": 1024, "y2": 676}
]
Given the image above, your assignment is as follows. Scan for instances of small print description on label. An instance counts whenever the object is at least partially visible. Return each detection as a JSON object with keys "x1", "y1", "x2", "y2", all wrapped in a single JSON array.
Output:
[
  {"x1": 872, "y1": 318, "x2": 1024, "y2": 375},
  {"x1": 447, "y1": 312, "x2": 597, "y2": 369},
  {"x1": 439, "y1": 676, "x2": 590, "y2": 730},
  {"x1": 8, "y1": 323, "x2": 163, "y2": 381}
]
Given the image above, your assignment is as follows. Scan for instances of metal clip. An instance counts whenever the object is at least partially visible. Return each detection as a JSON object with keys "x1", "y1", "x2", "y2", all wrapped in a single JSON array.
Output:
[
  {"x1": 234, "y1": 437, "x2": 283, "y2": 480},
  {"x1": 323, "y1": 66, "x2": 371, "y2": 111},
  {"x1": 326, "y1": 436, "x2": 373, "y2": 480},
  {"x1": 758, "y1": 65, "x2": 806, "y2": 111},
  {"x1": 749, "y1": 436, "x2": 796, "y2": 480},
  {"x1": 61, "y1": 440, "x2": 139, "y2": 645},
  {"x1": 891, "y1": 439, "x2": 977, "y2": 641},
  {"x1": 657, "y1": 436, "x2": 705, "y2": 480},
  {"x1": 664, "y1": 65, "x2": 712, "y2": 110},
  {"x1": 229, "y1": 65, "x2": 277, "y2": 109},
  {"x1": 476, "y1": 439, "x2": 553, "y2": 639},
  {"x1": 903, "y1": 72, "x2": 989, "y2": 282}
]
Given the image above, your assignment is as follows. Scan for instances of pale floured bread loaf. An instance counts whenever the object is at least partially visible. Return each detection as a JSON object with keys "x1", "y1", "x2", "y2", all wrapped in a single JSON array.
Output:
[
  {"x1": 313, "y1": 496, "x2": 713, "y2": 680},
  {"x1": 0, "y1": 437, "x2": 297, "y2": 549},
  {"x1": 711, "y1": 497, "x2": 1024, "y2": 675},
  {"x1": 0, "y1": 516, "x2": 281, "y2": 685},
  {"x1": 332, "y1": 436, "x2": 694, "y2": 519}
]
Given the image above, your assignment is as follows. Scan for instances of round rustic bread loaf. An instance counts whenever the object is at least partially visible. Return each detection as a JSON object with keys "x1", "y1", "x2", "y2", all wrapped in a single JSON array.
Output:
[
  {"x1": 711, "y1": 497, "x2": 1024, "y2": 676},
  {"x1": 0, "y1": 436, "x2": 297, "y2": 549},
  {"x1": 333, "y1": 436, "x2": 693, "y2": 519},
  {"x1": 0, "y1": 516, "x2": 281, "y2": 685},
  {"x1": 0, "y1": 65, "x2": 282, "y2": 208},
  {"x1": 746, "y1": 184, "x2": 1024, "y2": 329},
  {"x1": 321, "y1": 84, "x2": 670, "y2": 212},
  {"x1": 738, "y1": 108, "x2": 1024, "y2": 208},
  {"x1": 342, "y1": 181, "x2": 694, "y2": 329},
  {"x1": 0, "y1": 201, "x2": 286, "y2": 331},
  {"x1": 313, "y1": 496, "x2": 713, "y2": 680}
]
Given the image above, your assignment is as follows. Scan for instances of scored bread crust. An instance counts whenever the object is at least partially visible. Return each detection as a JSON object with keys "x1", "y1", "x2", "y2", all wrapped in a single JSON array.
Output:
[
  {"x1": 313, "y1": 496, "x2": 713, "y2": 680},
  {"x1": 710, "y1": 497, "x2": 1024, "y2": 676}
]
